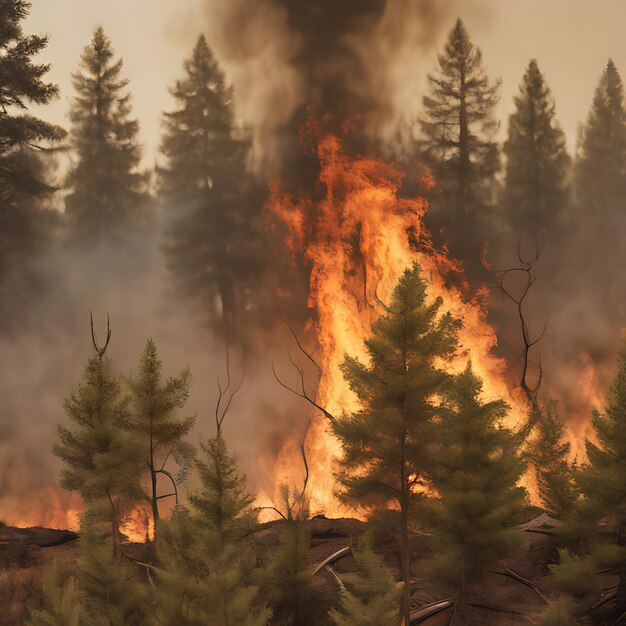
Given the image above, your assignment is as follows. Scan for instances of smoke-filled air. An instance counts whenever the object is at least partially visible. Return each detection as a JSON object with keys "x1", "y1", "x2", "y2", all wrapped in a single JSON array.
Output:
[{"x1": 1, "y1": 1, "x2": 625, "y2": 624}]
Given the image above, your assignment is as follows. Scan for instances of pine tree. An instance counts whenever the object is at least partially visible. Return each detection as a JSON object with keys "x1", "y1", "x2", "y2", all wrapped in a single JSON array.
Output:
[
  {"x1": 75, "y1": 517, "x2": 152, "y2": 626},
  {"x1": 428, "y1": 364, "x2": 527, "y2": 621},
  {"x1": 530, "y1": 402, "x2": 578, "y2": 520},
  {"x1": 158, "y1": 428, "x2": 270, "y2": 625},
  {"x1": 126, "y1": 338, "x2": 195, "y2": 541},
  {"x1": 503, "y1": 60, "x2": 570, "y2": 234},
  {"x1": 332, "y1": 264, "x2": 461, "y2": 625},
  {"x1": 53, "y1": 349, "x2": 143, "y2": 557},
  {"x1": 574, "y1": 348, "x2": 626, "y2": 601},
  {"x1": 328, "y1": 537, "x2": 402, "y2": 626},
  {"x1": 575, "y1": 59, "x2": 626, "y2": 215},
  {"x1": 0, "y1": 0, "x2": 64, "y2": 205},
  {"x1": 28, "y1": 564, "x2": 85, "y2": 626},
  {"x1": 159, "y1": 35, "x2": 259, "y2": 339},
  {"x1": 420, "y1": 18, "x2": 500, "y2": 262},
  {"x1": 65, "y1": 27, "x2": 147, "y2": 242}
]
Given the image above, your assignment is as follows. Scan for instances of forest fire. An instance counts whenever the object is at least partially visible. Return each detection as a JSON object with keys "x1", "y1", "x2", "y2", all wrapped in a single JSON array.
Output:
[{"x1": 267, "y1": 126, "x2": 531, "y2": 516}]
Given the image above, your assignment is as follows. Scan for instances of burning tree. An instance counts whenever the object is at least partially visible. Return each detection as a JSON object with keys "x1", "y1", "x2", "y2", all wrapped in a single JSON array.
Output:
[{"x1": 332, "y1": 264, "x2": 461, "y2": 625}]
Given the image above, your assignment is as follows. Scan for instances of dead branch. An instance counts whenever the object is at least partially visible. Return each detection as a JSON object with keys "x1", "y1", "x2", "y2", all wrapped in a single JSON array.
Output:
[
  {"x1": 311, "y1": 546, "x2": 352, "y2": 576},
  {"x1": 90, "y1": 311, "x2": 111, "y2": 360},
  {"x1": 493, "y1": 238, "x2": 546, "y2": 413},
  {"x1": 409, "y1": 598, "x2": 454, "y2": 623},
  {"x1": 492, "y1": 567, "x2": 549, "y2": 604},
  {"x1": 215, "y1": 348, "x2": 244, "y2": 431},
  {"x1": 273, "y1": 321, "x2": 336, "y2": 424}
]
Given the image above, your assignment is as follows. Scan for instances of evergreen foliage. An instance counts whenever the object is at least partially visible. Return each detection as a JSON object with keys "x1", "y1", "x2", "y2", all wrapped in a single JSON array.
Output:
[
  {"x1": 75, "y1": 518, "x2": 152, "y2": 626},
  {"x1": 575, "y1": 60, "x2": 626, "y2": 214},
  {"x1": 328, "y1": 537, "x2": 401, "y2": 626},
  {"x1": 28, "y1": 564, "x2": 85, "y2": 626},
  {"x1": 429, "y1": 364, "x2": 526, "y2": 618},
  {"x1": 53, "y1": 352, "x2": 143, "y2": 556},
  {"x1": 530, "y1": 402, "x2": 578, "y2": 520},
  {"x1": 0, "y1": 0, "x2": 64, "y2": 205},
  {"x1": 157, "y1": 429, "x2": 269, "y2": 625},
  {"x1": 126, "y1": 338, "x2": 195, "y2": 539},
  {"x1": 332, "y1": 263, "x2": 460, "y2": 625},
  {"x1": 65, "y1": 27, "x2": 148, "y2": 241},
  {"x1": 503, "y1": 60, "x2": 570, "y2": 234},
  {"x1": 420, "y1": 18, "x2": 500, "y2": 262},
  {"x1": 160, "y1": 35, "x2": 259, "y2": 339}
]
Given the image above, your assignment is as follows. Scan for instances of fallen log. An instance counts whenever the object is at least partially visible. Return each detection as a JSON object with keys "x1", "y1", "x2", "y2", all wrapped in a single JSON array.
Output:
[
  {"x1": 311, "y1": 545, "x2": 351, "y2": 576},
  {"x1": 409, "y1": 598, "x2": 454, "y2": 623}
]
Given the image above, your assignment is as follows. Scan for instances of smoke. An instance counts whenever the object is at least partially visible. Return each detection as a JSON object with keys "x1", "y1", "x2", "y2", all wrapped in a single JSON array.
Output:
[
  {"x1": 0, "y1": 212, "x2": 307, "y2": 527},
  {"x1": 199, "y1": 0, "x2": 490, "y2": 175}
]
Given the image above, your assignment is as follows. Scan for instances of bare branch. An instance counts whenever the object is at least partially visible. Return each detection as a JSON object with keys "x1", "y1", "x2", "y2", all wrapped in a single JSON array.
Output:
[
  {"x1": 215, "y1": 347, "x2": 245, "y2": 431},
  {"x1": 90, "y1": 311, "x2": 111, "y2": 360}
]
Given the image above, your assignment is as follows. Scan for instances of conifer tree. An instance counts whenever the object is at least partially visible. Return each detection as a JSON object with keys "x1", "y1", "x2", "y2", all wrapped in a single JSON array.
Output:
[
  {"x1": 28, "y1": 564, "x2": 85, "y2": 626},
  {"x1": 574, "y1": 348, "x2": 626, "y2": 601},
  {"x1": 503, "y1": 60, "x2": 570, "y2": 234},
  {"x1": 328, "y1": 538, "x2": 402, "y2": 626},
  {"x1": 429, "y1": 364, "x2": 527, "y2": 622},
  {"x1": 420, "y1": 18, "x2": 500, "y2": 261},
  {"x1": 75, "y1": 517, "x2": 152, "y2": 625},
  {"x1": 575, "y1": 60, "x2": 626, "y2": 214},
  {"x1": 65, "y1": 27, "x2": 147, "y2": 241},
  {"x1": 159, "y1": 35, "x2": 259, "y2": 339},
  {"x1": 332, "y1": 264, "x2": 461, "y2": 625},
  {"x1": 158, "y1": 426, "x2": 270, "y2": 625},
  {"x1": 53, "y1": 345, "x2": 143, "y2": 556},
  {"x1": 0, "y1": 0, "x2": 64, "y2": 205},
  {"x1": 126, "y1": 338, "x2": 195, "y2": 540},
  {"x1": 530, "y1": 402, "x2": 578, "y2": 520}
]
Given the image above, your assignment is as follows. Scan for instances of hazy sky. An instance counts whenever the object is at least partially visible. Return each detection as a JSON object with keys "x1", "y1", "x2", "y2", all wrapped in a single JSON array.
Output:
[{"x1": 25, "y1": 0, "x2": 626, "y2": 164}]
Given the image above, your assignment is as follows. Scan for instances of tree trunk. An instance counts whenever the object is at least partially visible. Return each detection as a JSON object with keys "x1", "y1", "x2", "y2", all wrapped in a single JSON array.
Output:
[
  {"x1": 454, "y1": 568, "x2": 468, "y2": 625},
  {"x1": 618, "y1": 521, "x2": 626, "y2": 601},
  {"x1": 150, "y1": 465, "x2": 159, "y2": 539},
  {"x1": 400, "y1": 483, "x2": 411, "y2": 625}
]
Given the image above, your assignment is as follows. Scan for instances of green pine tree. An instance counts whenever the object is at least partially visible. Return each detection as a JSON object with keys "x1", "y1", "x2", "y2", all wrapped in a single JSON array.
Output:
[
  {"x1": 159, "y1": 35, "x2": 259, "y2": 339},
  {"x1": 53, "y1": 349, "x2": 143, "y2": 557},
  {"x1": 75, "y1": 517, "x2": 152, "y2": 626},
  {"x1": 28, "y1": 563, "x2": 85, "y2": 626},
  {"x1": 332, "y1": 264, "x2": 461, "y2": 625},
  {"x1": 429, "y1": 364, "x2": 527, "y2": 622},
  {"x1": 575, "y1": 348, "x2": 626, "y2": 600},
  {"x1": 158, "y1": 428, "x2": 270, "y2": 625},
  {"x1": 126, "y1": 338, "x2": 195, "y2": 541},
  {"x1": 503, "y1": 59, "x2": 570, "y2": 234},
  {"x1": 575, "y1": 59, "x2": 626, "y2": 214},
  {"x1": 0, "y1": 0, "x2": 64, "y2": 205},
  {"x1": 420, "y1": 18, "x2": 500, "y2": 263},
  {"x1": 65, "y1": 27, "x2": 148, "y2": 241},
  {"x1": 530, "y1": 402, "x2": 578, "y2": 520},
  {"x1": 328, "y1": 537, "x2": 402, "y2": 626}
]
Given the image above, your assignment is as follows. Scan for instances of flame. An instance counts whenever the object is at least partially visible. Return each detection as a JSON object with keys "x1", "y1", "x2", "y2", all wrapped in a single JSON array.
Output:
[{"x1": 267, "y1": 128, "x2": 530, "y2": 516}]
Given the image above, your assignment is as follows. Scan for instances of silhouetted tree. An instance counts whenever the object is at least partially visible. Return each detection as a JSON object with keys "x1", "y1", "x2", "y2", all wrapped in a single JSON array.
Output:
[
  {"x1": 332, "y1": 264, "x2": 461, "y2": 625},
  {"x1": 429, "y1": 364, "x2": 527, "y2": 622},
  {"x1": 126, "y1": 338, "x2": 195, "y2": 542},
  {"x1": 0, "y1": 0, "x2": 65, "y2": 327},
  {"x1": 420, "y1": 18, "x2": 500, "y2": 263},
  {"x1": 503, "y1": 60, "x2": 570, "y2": 234},
  {"x1": 65, "y1": 27, "x2": 148, "y2": 242},
  {"x1": 159, "y1": 35, "x2": 259, "y2": 340},
  {"x1": 575, "y1": 60, "x2": 626, "y2": 215}
]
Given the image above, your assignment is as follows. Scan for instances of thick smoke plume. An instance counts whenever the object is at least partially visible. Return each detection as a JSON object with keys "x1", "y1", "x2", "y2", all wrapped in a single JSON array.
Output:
[{"x1": 200, "y1": 0, "x2": 489, "y2": 175}]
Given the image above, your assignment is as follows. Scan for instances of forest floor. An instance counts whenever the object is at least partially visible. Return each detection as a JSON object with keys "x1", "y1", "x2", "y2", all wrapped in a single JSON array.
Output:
[{"x1": 0, "y1": 510, "x2": 619, "y2": 625}]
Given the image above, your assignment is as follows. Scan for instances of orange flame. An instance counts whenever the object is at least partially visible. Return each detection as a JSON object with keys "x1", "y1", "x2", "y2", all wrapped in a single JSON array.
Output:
[{"x1": 267, "y1": 128, "x2": 530, "y2": 516}]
